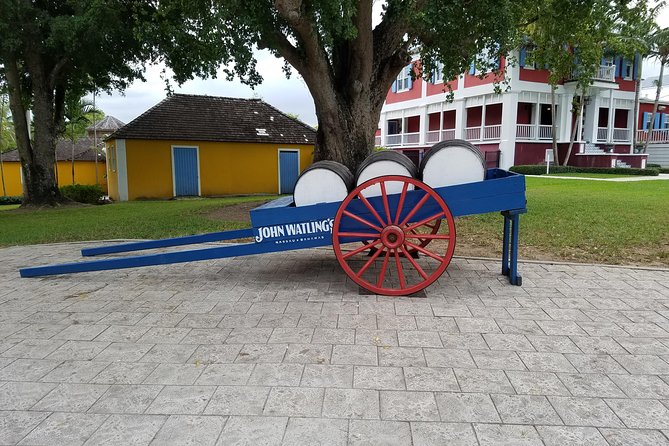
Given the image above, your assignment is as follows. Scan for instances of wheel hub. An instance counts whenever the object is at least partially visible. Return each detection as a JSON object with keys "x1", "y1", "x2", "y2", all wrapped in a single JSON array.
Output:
[{"x1": 381, "y1": 225, "x2": 405, "y2": 249}]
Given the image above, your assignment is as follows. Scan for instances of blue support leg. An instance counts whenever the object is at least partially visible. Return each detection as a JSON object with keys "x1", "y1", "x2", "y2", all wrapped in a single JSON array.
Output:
[
  {"x1": 509, "y1": 214, "x2": 522, "y2": 286},
  {"x1": 81, "y1": 228, "x2": 255, "y2": 256},
  {"x1": 502, "y1": 215, "x2": 510, "y2": 276}
]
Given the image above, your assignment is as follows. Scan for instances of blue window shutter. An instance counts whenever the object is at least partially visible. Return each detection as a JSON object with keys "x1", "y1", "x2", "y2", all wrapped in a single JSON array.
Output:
[
  {"x1": 643, "y1": 112, "x2": 649, "y2": 130},
  {"x1": 494, "y1": 57, "x2": 501, "y2": 70},
  {"x1": 615, "y1": 57, "x2": 622, "y2": 77},
  {"x1": 600, "y1": 56, "x2": 606, "y2": 65},
  {"x1": 391, "y1": 80, "x2": 397, "y2": 93},
  {"x1": 519, "y1": 48, "x2": 526, "y2": 67},
  {"x1": 662, "y1": 113, "x2": 667, "y2": 129},
  {"x1": 407, "y1": 67, "x2": 413, "y2": 90},
  {"x1": 633, "y1": 53, "x2": 640, "y2": 80},
  {"x1": 654, "y1": 112, "x2": 661, "y2": 129},
  {"x1": 469, "y1": 61, "x2": 476, "y2": 75}
]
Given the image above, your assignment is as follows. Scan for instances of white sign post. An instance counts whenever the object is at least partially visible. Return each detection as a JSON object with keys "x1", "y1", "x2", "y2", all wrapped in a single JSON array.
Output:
[{"x1": 545, "y1": 149, "x2": 554, "y2": 174}]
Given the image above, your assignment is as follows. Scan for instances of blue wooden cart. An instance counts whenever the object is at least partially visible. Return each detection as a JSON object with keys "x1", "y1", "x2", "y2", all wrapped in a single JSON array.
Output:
[{"x1": 20, "y1": 169, "x2": 526, "y2": 296}]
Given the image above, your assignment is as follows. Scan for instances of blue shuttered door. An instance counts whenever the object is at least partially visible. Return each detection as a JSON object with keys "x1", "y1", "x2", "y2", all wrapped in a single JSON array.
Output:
[
  {"x1": 279, "y1": 151, "x2": 299, "y2": 194},
  {"x1": 173, "y1": 147, "x2": 199, "y2": 196}
]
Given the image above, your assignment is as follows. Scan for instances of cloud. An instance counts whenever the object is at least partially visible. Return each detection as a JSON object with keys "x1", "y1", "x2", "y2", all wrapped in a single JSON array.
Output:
[{"x1": 93, "y1": 50, "x2": 317, "y2": 127}]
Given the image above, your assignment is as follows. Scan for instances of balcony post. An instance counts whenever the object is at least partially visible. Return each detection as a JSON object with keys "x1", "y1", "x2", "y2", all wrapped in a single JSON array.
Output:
[
  {"x1": 499, "y1": 93, "x2": 518, "y2": 170},
  {"x1": 584, "y1": 93, "x2": 600, "y2": 143},
  {"x1": 480, "y1": 96, "x2": 487, "y2": 141},
  {"x1": 533, "y1": 99, "x2": 541, "y2": 140},
  {"x1": 419, "y1": 106, "x2": 427, "y2": 146},
  {"x1": 439, "y1": 102, "x2": 444, "y2": 141},
  {"x1": 455, "y1": 101, "x2": 466, "y2": 140},
  {"x1": 627, "y1": 108, "x2": 634, "y2": 153},
  {"x1": 608, "y1": 94, "x2": 614, "y2": 142},
  {"x1": 379, "y1": 112, "x2": 387, "y2": 147}
]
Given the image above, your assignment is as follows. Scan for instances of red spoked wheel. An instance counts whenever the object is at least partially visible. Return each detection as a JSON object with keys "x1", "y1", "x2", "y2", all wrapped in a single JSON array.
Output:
[{"x1": 333, "y1": 175, "x2": 456, "y2": 296}]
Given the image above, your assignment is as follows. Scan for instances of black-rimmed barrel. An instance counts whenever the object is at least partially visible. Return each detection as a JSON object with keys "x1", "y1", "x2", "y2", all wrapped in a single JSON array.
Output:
[
  {"x1": 293, "y1": 160, "x2": 355, "y2": 207},
  {"x1": 419, "y1": 140, "x2": 486, "y2": 188}
]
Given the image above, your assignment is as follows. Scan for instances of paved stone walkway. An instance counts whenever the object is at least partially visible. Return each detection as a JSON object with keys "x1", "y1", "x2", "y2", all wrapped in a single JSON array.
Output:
[{"x1": 1, "y1": 242, "x2": 669, "y2": 445}]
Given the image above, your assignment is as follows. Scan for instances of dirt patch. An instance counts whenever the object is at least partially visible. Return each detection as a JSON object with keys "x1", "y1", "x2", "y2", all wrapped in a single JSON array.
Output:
[{"x1": 203, "y1": 200, "x2": 271, "y2": 223}]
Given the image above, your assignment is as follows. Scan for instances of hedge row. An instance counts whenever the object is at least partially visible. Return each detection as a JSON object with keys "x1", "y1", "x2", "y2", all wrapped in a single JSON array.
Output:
[
  {"x1": 510, "y1": 165, "x2": 660, "y2": 176},
  {"x1": 0, "y1": 195, "x2": 22, "y2": 205},
  {"x1": 59, "y1": 184, "x2": 105, "y2": 204}
]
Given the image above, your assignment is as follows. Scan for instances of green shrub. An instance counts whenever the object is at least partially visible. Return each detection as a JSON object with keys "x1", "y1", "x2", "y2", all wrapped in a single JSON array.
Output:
[
  {"x1": 660, "y1": 168, "x2": 669, "y2": 174},
  {"x1": 510, "y1": 165, "x2": 659, "y2": 176},
  {"x1": 0, "y1": 195, "x2": 22, "y2": 205},
  {"x1": 647, "y1": 163, "x2": 662, "y2": 168},
  {"x1": 60, "y1": 184, "x2": 105, "y2": 204}
]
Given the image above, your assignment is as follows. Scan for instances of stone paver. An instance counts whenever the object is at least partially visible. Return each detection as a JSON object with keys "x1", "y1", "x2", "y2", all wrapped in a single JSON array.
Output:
[{"x1": 2, "y1": 243, "x2": 669, "y2": 444}]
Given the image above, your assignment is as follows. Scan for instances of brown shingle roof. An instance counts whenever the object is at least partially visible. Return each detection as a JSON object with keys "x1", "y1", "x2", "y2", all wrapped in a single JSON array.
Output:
[
  {"x1": 1, "y1": 137, "x2": 105, "y2": 162},
  {"x1": 86, "y1": 115, "x2": 125, "y2": 134},
  {"x1": 108, "y1": 94, "x2": 316, "y2": 145}
]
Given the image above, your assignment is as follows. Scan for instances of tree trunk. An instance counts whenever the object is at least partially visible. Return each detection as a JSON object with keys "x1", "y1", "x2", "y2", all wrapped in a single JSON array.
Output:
[
  {"x1": 5, "y1": 55, "x2": 63, "y2": 206},
  {"x1": 0, "y1": 97, "x2": 6, "y2": 197},
  {"x1": 563, "y1": 91, "x2": 584, "y2": 166},
  {"x1": 551, "y1": 85, "x2": 559, "y2": 165},
  {"x1": 644, "y1": 59, "x2": 665, "y2": 153},
  {"x1": 0, "y1": 151, "x2": 5, "y2": 197}
]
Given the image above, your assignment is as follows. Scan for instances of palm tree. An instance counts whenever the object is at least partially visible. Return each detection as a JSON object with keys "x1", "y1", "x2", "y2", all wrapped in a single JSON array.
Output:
[
  {"x1": 63, "y1": 97, "x2": 97, "y2": 185},
  {"x1": 643, "y1": 27, "x2": 669, "y2": 153}
]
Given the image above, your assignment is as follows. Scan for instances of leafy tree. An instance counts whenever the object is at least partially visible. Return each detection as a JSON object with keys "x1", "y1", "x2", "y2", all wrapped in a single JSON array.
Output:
[
  {"x1": 142, "y1": 0, "x2": 527, "y2": 171},
  {"x1": 0, "y1": 1, "x2": 148, "y2": 206},
  {"x1": 524, "y1": 0, "x2": 654, "y2": 165},
  {"x1": 0, "y1": 92, "x2": 13, "y2": 197},
  {"x1": 64, "y1": 96, "x2": 101, "y2": 185},
  {"x1": 643, "y1": 26, "x2": 669, "y2": 153}
]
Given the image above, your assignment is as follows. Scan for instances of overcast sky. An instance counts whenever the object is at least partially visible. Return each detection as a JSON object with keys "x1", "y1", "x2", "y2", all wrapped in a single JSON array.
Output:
[{"x1": 93, "y1": 3, "x2": 669, "y2": 127}]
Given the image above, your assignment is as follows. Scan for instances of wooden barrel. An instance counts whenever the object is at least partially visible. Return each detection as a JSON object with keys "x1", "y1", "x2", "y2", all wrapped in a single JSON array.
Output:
[
  {"x1": 293, "y1": 160, "x2": 355, "y2": 207},
  {"x1": 419, "y1": 140, "x2": 486, "y2": 188},
  {"x1": 355, "y1": 150, "x2": 418, "y2": 197}
]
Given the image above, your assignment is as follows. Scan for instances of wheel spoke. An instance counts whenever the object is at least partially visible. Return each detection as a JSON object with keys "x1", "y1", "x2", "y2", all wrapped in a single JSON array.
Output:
[
  {"x1": 405, "y1": 240, "x2": 445, "y2": 262},
  {"x1": 376, "y1": 249, "x2": 391, "y2": 288},
  {"x1": 343, "y1": 210, "x2": 383, "y2": 232},
  {"x1": 404, "y1": 212, "x2": 445, "y2": 232},
  {"x1": 357, "y1": 193, "x2": 387, "y2": 228},
  {"x1": 380, "y1": 181, "x2": 392, "y2": 225},
  {"x1": 337, "y1": 232, "x2": 381, "y2": 238},
  {"x1": 394, "y1": 182, "x2": 409, "y2": 225},
  {"x1": 400, "y1": 245, "x2": 428, "y2": 280},
  {"x1": 394, "y1": 249, "x2": 407, "y2": 289},
  {"x1": 399, "y1": 193, "x2": 431, "y2": 227},
  {"x1": 405, "y1": 233, "x2": 451, "y2": 240},
  {"x1": 343, "y1": 240, "x2": 382, "y2": 260},
  {"x1": 356, "y1": 244, "x2": 385, "y2": 277}
]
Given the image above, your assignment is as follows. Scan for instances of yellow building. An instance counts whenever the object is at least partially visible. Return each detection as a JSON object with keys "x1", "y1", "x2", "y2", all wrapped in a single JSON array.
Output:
[
  {"x1": 0, "y1": 138, "x2": 107, "y2": 197},
  {"x1": 105, "y1": 94, "x2": 316, "y2": 201}
]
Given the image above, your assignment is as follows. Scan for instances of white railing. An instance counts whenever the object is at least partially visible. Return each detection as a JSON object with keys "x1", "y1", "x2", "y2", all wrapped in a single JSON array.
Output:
[
  {"x1": 516, "y1": 124, "x2": 535, "y2": 139},
  {"x1": 516, "y1": 124, "x2": 553, "y2": 140},
  {"x1": 637, "y1": 129, "x2": 669, "y2": 144},
  {"x1": 538, "y1": 125, "x2": 553, "y2": 139},
  {"x1": 483, "y1": 125, "x2": 501, "y2": 140},
  {"x1": 402, "y1": 132, "x2": 420, "y2": 145},
  {"x1": 595, "y1": 65, "x2": 615, "y2": 82},
  {"x1": 465, "y1": 127, "x2": 481, "y2": 141},
  {"x1": 374, "y1": 136, "x2": 381, "y2": 147},
  {"x1": 613, "y1": 128, "x2": 630, "y2": 142},
  {"x1": 597, "y1": 127, "x2": 632, "y2": 143},
  {"x1": 596, "y1": 127, "x2": 608, "y2": 142},
  {"x1": 386, "y1": 134, "x2": 402, "y2": 146},
  {"x1": 441, "y1": 129, "x2": 456, "y2": 141},
  {"x1": 426, "y1": 131, "x2": 441, "y2": 143}
]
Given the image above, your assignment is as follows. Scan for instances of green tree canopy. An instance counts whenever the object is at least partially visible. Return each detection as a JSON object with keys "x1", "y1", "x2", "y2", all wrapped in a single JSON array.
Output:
[{"x1": 0, "y1": 0, "x2": 149, "y2": 205}]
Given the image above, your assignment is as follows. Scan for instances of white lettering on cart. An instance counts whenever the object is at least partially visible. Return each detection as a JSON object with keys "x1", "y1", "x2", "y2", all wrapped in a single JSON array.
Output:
[{"x1": 255, "y1": 219, "x2": 334, "y2": 243}]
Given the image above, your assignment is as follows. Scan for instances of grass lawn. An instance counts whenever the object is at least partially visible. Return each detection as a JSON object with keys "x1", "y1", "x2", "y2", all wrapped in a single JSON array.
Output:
[
  {"x1": 544, "y1": 173, "x2": 632, "y2": 179},
  {"x1": 455, "y1": 177, "x2": 668, "y2": 266},
  {"x1": 0, "y1": 178, "x2": 667, "y2": 266},
  {"x1": 0, "y1": 196, "x2": 275, "y2": 246},
  {"x1": 0, "y1": 204, "x2": 20, "y2": 211}
]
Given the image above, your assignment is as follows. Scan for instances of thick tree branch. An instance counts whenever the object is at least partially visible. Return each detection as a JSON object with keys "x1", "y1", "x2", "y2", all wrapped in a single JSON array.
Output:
[
  {"x1": 274, "y1": 0, "x2": 332, "y2": 81},
  {"x1": 48, "y1": 57, "x2": 69, "y2": 90},
  {"x1": 259, "y1": 30, "x2": 307, "y2": 75},
  {"x1": 4, "y1": 55, "x2": 32, "y2": 165}
]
